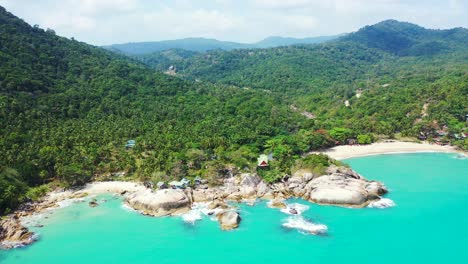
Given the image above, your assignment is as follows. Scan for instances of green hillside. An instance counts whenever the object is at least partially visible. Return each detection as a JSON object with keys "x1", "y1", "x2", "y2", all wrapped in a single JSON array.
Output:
[
  {"x1": 0, "y1": 6, "x2": 311, "y2": 214},
  {"x1": 140, "y1": 21, "x2": 467, "y2": 145},
  {"x1": 0, "y1": 6, "x2": 467, "y2": 215}
]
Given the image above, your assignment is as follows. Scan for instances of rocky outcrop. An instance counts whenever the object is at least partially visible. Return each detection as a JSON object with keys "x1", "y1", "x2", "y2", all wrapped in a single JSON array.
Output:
[
  {"x1": 306, "y1": 173, "x2": 387, "y2": 207},
  {"x1": 0, "y1": 216, "x2": 36, "y2": 249},
  {"x1": 89, "y1": 199, "x2": 99, "y2": 207},
  {"x1": 268, "y1": 199, "x2": 287, "y2": 209},
  {"x1": 125, "y1": 189, "x2": 191, "y2": 216},
  {"x1": 216, "y1": 211, "x2": 241, "y2": 230}
]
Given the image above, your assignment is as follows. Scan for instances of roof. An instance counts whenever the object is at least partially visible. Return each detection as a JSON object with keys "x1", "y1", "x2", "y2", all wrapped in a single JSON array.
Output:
[
  {"x1": 169, "y1": 181, "x2": 183, "y2": 186},
  {"x1": 180, "y1": 178, "x2": 190, "y2": 184},
  {"x1": 257, "y1": 154, "x2": 269, "y2": 166}
]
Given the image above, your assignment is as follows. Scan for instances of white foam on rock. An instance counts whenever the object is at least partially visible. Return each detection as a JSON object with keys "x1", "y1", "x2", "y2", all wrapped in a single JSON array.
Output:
[
  {"x1": 55, "y1": 198, "x2": 85, "y2": 208},
  {"x1": 368, "y1": 198, "x2": 396, "y2": 209},
  {"x1": 181, "y1": 210, "x2": 203, "y2": 224},
  {"x1": 181, "y1": 202, "x2": 216, "y2": 224},
  {"x1": 282, "y1": 216, "x2": 327, "y2": 235},
  {"x1": 280, "y1": 203, "x2": 309, "y2": 215}
]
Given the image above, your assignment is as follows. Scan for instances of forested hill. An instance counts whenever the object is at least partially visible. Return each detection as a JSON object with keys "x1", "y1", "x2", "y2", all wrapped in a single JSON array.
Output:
[
  {"x1": 133, "y1": 20, "x2": 467, "y2": 150},
  {"x1": 0, "y1": 6, "x2": 467, "y2": 216},
  {"x1": 341, "y1": 20, "x2": 468, "y2": 56},
  {"x1": 0, "y1": 6, "x2": 311, "y2": 214}
]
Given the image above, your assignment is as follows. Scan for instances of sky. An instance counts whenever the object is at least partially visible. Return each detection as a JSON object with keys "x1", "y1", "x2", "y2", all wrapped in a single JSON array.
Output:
[{"x1": 0, "y1": 0, "x2": 466, "y2": 45}]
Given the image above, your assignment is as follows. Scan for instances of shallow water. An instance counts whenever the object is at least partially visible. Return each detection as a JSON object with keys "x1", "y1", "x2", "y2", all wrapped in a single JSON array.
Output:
[{"x1": 1, "y1": 153, "x2": 467, "y2": 264}]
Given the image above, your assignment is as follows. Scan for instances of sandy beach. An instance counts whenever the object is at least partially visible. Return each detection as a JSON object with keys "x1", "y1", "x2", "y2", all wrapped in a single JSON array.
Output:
[{"x1": 319, "y1": 141, "x2": 464, "y2": 160}]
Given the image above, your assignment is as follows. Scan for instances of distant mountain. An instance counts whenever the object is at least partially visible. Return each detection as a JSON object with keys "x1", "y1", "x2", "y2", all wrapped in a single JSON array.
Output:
[
  {"x1": 255, "y1": 35, "x2": 342, "y2": 48},
  {"x1": 341, "y1": 19, "x2": 468, "y2": 56},
  {"x1": 104, "y1": 38, "x2": 251, "y2": 55},
  {"x1": 104, "y1": 35, "x2": 341, "y2": 55}
]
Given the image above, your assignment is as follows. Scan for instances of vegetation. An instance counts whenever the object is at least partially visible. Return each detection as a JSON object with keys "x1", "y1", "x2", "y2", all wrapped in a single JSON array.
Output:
[
  {"x1": 0, "y1": 6, "x2": 467, "y2": 214},
  {"x1": 136, "y1": 21, "x2": 467, "y2": 147}
]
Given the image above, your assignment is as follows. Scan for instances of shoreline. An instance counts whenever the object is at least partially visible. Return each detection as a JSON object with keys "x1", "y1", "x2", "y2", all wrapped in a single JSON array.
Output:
[
  {"x1": 1, "y1": 166, "x2": 391, "y2": 248},
  {"x1": 317, "y1": 141, "x2": 465, "y2": 160}
]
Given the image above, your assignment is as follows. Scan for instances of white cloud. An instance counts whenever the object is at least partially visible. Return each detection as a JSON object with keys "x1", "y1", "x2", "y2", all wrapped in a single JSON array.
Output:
[
  {"x1": 0, "y1": 0, "x2": 466, "y2": 45},
  {"x1": 74, "y1": 0, "x2": 138, "y2": 15}
]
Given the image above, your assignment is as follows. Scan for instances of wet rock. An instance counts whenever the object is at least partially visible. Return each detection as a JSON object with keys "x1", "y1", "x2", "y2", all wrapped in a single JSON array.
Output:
[
  {"x1": 268, "y1": 199, "x2": 287, "y2": 209},
  {"x1": 216, "y1": 211, "x2": 241, "y2": 230},
  {"x1": 208, "y1": 200, "x2": 229, "y2": 210},
  {"x1": 0, "y1": 216, "x2": 36, "y2": 249},
  {"x1": 89, "y1": 199, "x2": 99, "y2": 207}
]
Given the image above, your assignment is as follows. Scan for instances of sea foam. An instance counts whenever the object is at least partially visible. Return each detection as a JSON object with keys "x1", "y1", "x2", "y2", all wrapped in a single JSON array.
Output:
[
  {"x1": 282, "y1": 216, "x2": 328, "y2": 235},
  {"x1": 280, "y1": 203, "x2": 309, "y2": 215},
  {"x1": 181, "y1": 202, "x2": 216, "y2": 224},
  {"x1": 368, "y1": 198, "x2": 396, "y2": 209},
  {"x1": 55, "y1": 198, "x2": 85, "y2": 208}
]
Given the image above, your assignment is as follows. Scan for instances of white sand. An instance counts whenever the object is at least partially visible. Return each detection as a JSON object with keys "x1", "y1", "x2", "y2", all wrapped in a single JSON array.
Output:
[
  {"x1": 319, "y1": 141, "x2": 463, "y2": 160},
  {"x1": 79, "y1": 181, "x2": 146, "y2": 195},
  {"x1": 42, "y1": 181, "x2": 146, "y2": 205}
]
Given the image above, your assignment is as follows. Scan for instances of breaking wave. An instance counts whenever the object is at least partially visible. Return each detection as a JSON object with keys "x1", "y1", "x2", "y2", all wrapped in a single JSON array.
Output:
[
  {"x1": 56, "y1": 198, "x2": 85, "y2": 208},
  {"x1": 368, "y1": 198, "x2": 396, "y2": 209},
  {"x1": 282, "y1": 216, "x2": 327, "y2": 235},
  {"x1": 280, "y1": 203, "x2": 309, "y2": 215}
]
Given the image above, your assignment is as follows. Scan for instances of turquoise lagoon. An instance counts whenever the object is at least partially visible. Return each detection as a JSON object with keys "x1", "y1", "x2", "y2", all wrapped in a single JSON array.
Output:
[{"x1": 1, "y1": 153, "x2": 467, "y2": 264}]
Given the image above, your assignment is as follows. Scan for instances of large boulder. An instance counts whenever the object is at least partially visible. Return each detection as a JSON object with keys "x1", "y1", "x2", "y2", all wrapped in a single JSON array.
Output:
[
  {"x1": 306, "y1": 173, "x2": 386, "y2": 207},
  {"x1": 125, "y1": 189, "x2": 191, "y2": 216},
  {"x1": 0, "y1": 216, "x2": 35, "y2": 249},
  {"x1": 240, "y1": 185, "x2": 257, "y2": 198},
  {"x1": 216, "y1": 211, "x2": 241, "y2": 230},
  {"x1": 240, "y1": 173, "x2": 261, "y2": 187},
  {"x1": 268, "y1": 198, "x2": 287, "y2": 209},
  {"x1": 256, "y1": 181, "x2": 270, "y2": 197}
]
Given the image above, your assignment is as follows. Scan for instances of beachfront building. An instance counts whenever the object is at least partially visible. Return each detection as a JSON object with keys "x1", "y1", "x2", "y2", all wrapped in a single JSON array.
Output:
[
  {"x1": 125, "y1": 140, "x2": 136, "y2": 149},
  {"x1": 156, "y1": 182, "x2": 167, "y2": 189},
  {"x1": 169, "y1": 178, "x2": 190, "y2": 189},
  {"x1": 257, "y1": 154, "x2": 269, "y2": 167}
]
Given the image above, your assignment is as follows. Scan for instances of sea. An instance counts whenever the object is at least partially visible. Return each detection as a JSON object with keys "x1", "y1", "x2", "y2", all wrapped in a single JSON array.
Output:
[{"x1": 1, "y1": 153, "x2": 467, "y2": 264}]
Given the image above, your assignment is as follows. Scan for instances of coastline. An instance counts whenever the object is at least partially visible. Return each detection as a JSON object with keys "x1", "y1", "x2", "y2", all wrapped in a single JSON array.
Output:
[
  {"x1": 1, "y1": 165, "x2": 391, "y2": 248},
  {"x1": 318, "y1": 141, "x2": 464, "y2": 160}
]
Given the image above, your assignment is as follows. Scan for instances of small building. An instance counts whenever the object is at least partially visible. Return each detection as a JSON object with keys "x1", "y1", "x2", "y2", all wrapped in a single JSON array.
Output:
[
  {"x1": 418, "y1": 132, "x2": 427, "y2": 140},
  {"x1": 156, "y1": 181, "x2": 167, "y2": 189},
  {"x1": 347, "y1": 138, "x2": 358, "y2": 145},
  {"x1": 194, "y1": 176, "x2": 202, "y2": 185},
  {"x1": 125, "y1": 140, "x2": 136, "y2": 149},
  {"x1": 257, "y1": 154, "x2": 269, "y2": 167},
  {"x1": 169, "y1": 181, "x2": 183, "y2": 189},
  {"x1": 180, "y1": 178, "x2": 190, "y2": 186},
  {"x1": 169, "y1": 178, "x2": 190, "y2": 189}
]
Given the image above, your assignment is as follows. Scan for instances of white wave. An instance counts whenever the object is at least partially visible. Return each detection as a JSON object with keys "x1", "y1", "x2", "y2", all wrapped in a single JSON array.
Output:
[
  {"x1": 368, "y1": 198, "x2": 396, "y2": 209},
  {"x1": 182, "y1": 210, "x2": 203, "y2": 224},
  {"x1": 282, "y1": 216, "x2": 327, "y2": 235},
  {"x1": 280, "y1": 203, "x2": 309, "y2": 215},
  {"x1": 180, "y1": 202, "x2": 213, "y2": 224},
  {"x1": 55, "y1": 198, "x2": 85, "y2": 208},
  {"x1": 121, "y1": 203, "x2": 138, "y2": 213}
]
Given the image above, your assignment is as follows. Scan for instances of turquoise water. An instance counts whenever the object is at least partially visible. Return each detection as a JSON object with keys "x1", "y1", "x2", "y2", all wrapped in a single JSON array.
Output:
[{"x1": 1, "y1": 153, "x2": 467, "y2": 264}]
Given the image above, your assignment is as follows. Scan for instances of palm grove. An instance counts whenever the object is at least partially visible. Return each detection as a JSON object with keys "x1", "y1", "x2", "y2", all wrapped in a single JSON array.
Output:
[{"x1": 1, "y1": 7, "x2": 467, "y2": 215}]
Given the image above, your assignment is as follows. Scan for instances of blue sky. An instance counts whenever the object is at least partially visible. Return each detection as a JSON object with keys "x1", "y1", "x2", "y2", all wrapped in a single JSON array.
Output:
[{"x1": 0, "y1": 0, "x2": 466, "y2": 45}]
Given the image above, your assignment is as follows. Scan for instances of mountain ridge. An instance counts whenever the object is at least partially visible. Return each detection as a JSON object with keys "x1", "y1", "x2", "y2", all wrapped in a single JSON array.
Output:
[{"x1": 104, "y1": 34, "x2": 342, "y2": 55}]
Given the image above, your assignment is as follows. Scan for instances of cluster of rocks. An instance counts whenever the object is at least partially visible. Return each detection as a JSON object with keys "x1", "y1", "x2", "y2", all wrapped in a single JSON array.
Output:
[
  {"x1": 0, "y1": 215, "x2": 36, "y2": 249},
  {"x1": 0, "y1": 165, "x2": 387, "y2": 248},
  {"x1": 123, "y1": 165, "x2": 387, "y2": 230}
]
